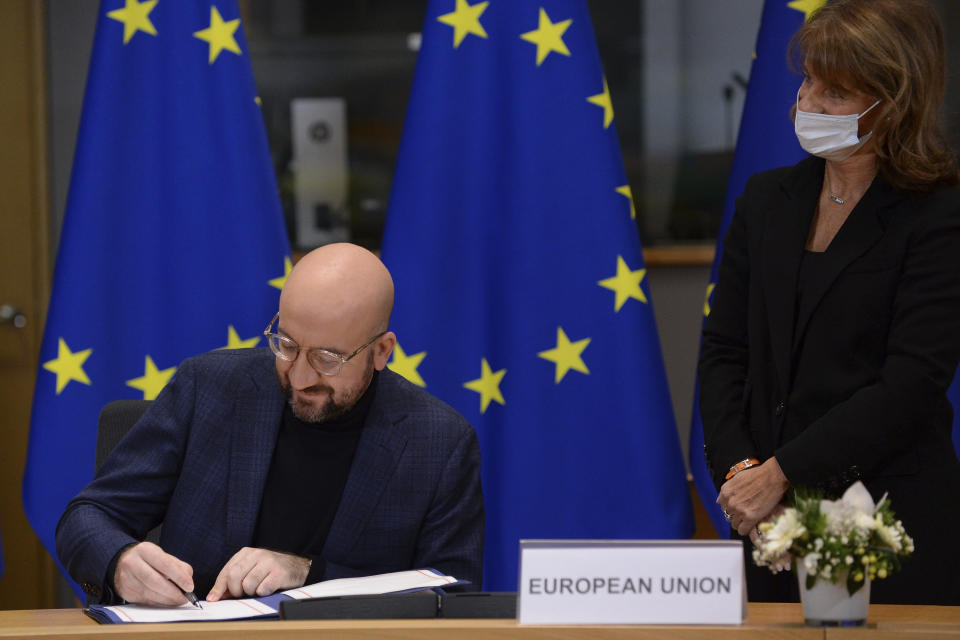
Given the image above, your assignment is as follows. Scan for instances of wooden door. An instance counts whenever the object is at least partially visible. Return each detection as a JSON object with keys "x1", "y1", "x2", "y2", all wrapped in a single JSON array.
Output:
[{"x1": 0, "y1": 0, "x2": 57, "y2": 610}]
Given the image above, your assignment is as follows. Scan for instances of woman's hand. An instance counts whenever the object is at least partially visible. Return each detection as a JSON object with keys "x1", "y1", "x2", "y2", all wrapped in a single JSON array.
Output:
[{"x1": 717, "y1": 457, "x2": 789, "y2": 536}]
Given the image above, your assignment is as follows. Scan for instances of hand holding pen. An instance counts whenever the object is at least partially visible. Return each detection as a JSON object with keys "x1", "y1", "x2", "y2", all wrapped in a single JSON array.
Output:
[{"x1": 113, "y1": 541, "x2": 200, "y2": 607}]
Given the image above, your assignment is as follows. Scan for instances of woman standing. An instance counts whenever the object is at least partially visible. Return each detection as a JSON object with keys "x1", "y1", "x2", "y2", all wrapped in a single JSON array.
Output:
[{"x1": 700, "y1": 0, "x2": 960, "y2": 604}]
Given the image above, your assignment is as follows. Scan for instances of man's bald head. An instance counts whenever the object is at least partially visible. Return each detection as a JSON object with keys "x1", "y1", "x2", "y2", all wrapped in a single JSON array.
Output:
[
  {"x1": 279, "y1": 243, "x2": 394, "y2": 337},
  {"x1": 273, "y1": 243, "x2": 397, "y2": 423}
]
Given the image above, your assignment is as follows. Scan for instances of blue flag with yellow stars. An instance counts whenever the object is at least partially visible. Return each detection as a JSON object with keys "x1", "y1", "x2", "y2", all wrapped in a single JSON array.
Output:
[
  {"x1": 952, "y1": 380, "x2": 960, "y2": 455},
  {"x1": 23, "y1": 0, "x2": 290, "y2": 594},
  {"x1": 689, "y1": 0, "x2": 823, "y2": 536},
  {"x1": 381, "y1": 0, "x2": 694, "y2": 590}
]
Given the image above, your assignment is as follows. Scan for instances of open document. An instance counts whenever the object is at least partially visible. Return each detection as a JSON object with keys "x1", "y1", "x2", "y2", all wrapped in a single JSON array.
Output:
[{"x1": 83, "y1": 569, "x2": 463, "y2": 623}]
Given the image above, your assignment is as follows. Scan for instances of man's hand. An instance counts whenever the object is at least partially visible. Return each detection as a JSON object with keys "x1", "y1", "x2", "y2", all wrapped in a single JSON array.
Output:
[
  {"x1": 717, "y1": 456, "x2": 789, "y2": 536},
  {"x1": 114, "y1": 541, "x2": 194, "y2": 606},
  {"x1": 206, "y1": 547, "x2": 311, "y2": 602}
]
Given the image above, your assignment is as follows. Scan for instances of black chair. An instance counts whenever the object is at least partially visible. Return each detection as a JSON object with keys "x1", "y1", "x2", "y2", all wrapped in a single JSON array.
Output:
[
  {"x1": 95, "y1": 399, "x2": 160, "y2": 542},
  {"x1": 95, "y1": 400, "x2": 152, "y2": 472}
]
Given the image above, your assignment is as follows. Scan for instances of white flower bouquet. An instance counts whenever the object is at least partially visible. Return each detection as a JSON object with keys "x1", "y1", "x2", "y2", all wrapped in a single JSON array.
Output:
[{"x1": 752, "y1": 481, "x2": 914, "y2": 595}]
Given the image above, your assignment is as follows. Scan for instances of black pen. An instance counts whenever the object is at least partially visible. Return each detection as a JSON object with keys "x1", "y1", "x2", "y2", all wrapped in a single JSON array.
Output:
[{"x1": 170, "y1": 580, "x2": 202, "y2": 608}]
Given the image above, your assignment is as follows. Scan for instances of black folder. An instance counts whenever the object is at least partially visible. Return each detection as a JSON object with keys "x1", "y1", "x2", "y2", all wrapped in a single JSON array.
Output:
[
  {"x1": 278, "y1": 591, "x2": 518, "y2": 620},
  {"x1": 440, "y1": 592, "x2": 517, "y2": 618},
  {"x1": 279, "y1": 591, "x2": 438, "y2": 620}
]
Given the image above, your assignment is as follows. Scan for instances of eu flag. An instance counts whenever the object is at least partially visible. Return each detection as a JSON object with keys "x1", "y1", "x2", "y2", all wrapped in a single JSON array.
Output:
[
  {"x1": 950, "y1": 372, "x2": 960, "y2": 456},
  {"x1": 689, "y1": 0, "x2": 822, "y2": 536},
  {"x1": 23, "y1": 0, "x2": 290, "y2": 594},
  {"x1": 381, "y1": 0, "x2": 694, "y2": 590}
]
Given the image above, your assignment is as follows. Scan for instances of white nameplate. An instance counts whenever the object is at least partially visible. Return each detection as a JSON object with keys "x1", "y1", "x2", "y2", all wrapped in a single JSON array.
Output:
[{"x1": 518, "y1": 540, "x2": 745, "y2": 625}]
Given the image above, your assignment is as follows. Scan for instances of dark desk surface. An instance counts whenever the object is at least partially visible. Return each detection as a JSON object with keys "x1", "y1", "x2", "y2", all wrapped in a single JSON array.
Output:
[{"x1": 0, "y1": 603, "x2": 957, "y2": 639}]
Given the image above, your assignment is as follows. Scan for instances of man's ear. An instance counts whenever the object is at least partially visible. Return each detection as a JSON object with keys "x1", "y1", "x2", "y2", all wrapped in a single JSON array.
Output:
[{"x1": 373, "y1": 331, "x2": 396, "y2": 370}]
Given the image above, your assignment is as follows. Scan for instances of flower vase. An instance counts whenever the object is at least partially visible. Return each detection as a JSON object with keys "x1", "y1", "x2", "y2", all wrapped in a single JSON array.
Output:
[{"x1": 797, "y1": 564, "x2": 870, "y2": 626}]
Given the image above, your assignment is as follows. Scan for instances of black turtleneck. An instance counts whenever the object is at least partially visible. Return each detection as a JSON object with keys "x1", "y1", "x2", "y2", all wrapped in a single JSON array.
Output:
[{"x1": 253, "y1": 371, "x2": 378, "y2": 584}]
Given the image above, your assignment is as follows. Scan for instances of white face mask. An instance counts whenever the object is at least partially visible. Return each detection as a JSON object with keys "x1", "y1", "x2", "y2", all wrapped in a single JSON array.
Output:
[{"x1": 794, "y1": 89, "x2": 881, "y2": 162}]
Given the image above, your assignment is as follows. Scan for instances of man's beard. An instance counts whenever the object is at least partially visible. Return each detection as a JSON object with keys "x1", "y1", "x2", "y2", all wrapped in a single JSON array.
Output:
[{"x1": 277, "y1": 355, "x2": 375, "y2": 423}]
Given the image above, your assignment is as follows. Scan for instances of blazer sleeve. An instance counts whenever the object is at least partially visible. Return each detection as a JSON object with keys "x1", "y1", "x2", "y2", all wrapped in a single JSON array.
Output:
[
  {"x1": 698, "y1": 186, "x2": 761, "y2": 491},
  {"x1": 411, "y1": 425, "x2": 485, "y2": 590},
  {"x1": 55, "y1": 358, "x2": 199, "y2": 603},
  {"x1": 776, "y1": 191, "x2": 960, "y2": 485}
]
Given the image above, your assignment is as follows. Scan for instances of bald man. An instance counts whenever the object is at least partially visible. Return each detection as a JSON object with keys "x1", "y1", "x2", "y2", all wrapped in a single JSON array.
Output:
[{"x1": 56, "y1": 244, "x2": 484, "y2": 606}]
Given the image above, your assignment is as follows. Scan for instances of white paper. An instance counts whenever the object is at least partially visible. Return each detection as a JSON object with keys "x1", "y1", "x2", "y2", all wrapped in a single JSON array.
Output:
[
  {"x1": 103, "y1": 597, "x2": 276, "y2": 623},
  {"x1": 282, "y1": 569, "x2": 457, "y2": 600}
]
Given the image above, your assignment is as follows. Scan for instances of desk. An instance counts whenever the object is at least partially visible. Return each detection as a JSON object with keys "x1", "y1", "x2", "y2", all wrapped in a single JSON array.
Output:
[{"x1": 0, "y1": 604, "x2": 957, "y2": 639}]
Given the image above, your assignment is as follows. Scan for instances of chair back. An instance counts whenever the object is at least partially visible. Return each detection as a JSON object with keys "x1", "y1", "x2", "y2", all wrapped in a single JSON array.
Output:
[
  {"x1": 95, "y1": 399, "x2": 161, "y2": 543},
  {"x1": 96, "y1": 399, "x2": 152, "y2": 472}
]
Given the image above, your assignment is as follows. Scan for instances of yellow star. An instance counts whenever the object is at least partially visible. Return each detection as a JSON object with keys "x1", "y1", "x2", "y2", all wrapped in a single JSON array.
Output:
[
  {"x1": 193, "y1": 5, "x2": 242, "y2": 64},
  {"x1": 615, "y1": 185, "x2": 635, "y2": 219},
  {"x1": 222, "y1": 325, "x2": 260, "y2": 349},
  {"x1": 519, "y1": 8, "x2": 572, "y2": 66},
  {"x1": 437, "y1": 0, "x2": 489, "y2": 49},
  {"x1": 106, "y1": 0, "x2": 158, "y2": 45},
  {"x1": 126, "y1": 356, "x2": 176, "y2": 401},
  {"x1": 254, "y1": 96, "x2": 262, "y2": 107},
  {"x1": 704, "y1": 283, "x2": 716, "y2": 317},
  {"x1": 587, "y1": 77, "x2": 614, "y2": 129},
  {"x1": 597, "y1": 255, "x2": 648, "y2": 312},
  {"x1": 537, "y1": 327, "x2": 590, "y2": 384},
  {"x1": 42, "y1": 338, "x2": 93, "y2": 395},
  {"x1": 268, "y1": 256, "x2": 293, "y2": 291},
  {"x1": 787, "y1": 0, "x2": 826, "y2": 22},
  {"x1": 388, "y1": 343, "x2": 428, "y2": 387},
  {"x1": 463, "y1": 358, "x2": 506, "y2": 413}
]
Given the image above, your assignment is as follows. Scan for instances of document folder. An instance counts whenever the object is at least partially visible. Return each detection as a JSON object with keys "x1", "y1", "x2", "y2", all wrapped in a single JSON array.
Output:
[
  {"x1": 440, "y1": 592, "x2": 517, "y2": 618},
  {"x1": 279, "y1": 591, "x2": 439, "y2": 620}
]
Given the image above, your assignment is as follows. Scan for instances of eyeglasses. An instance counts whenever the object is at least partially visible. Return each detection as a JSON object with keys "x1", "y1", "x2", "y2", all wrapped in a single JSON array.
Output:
[{"x1": 263, "y1": 312, "x2": 385, "y2": 377}]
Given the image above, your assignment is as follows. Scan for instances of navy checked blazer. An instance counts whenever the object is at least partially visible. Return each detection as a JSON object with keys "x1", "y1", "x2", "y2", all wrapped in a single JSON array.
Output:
[{"x1": 56, "y1": 348, "x2": 484, "y2": 603}]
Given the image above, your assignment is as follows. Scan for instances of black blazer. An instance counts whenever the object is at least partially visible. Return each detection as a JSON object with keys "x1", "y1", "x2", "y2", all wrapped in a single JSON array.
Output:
[{"x1": 699, "y1": 157, "x2": 960, "y2": 603}]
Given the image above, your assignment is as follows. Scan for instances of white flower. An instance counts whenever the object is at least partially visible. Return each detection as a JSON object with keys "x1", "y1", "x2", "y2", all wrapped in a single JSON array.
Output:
[
  {"x1": 841, "y1": 481, "x2": 876, "y2": 514},
  {"x1": 875, "y1": 518, "x2": 903, "y2": 552},
  {"x1": 803, "y1": 552, "x2": 822, "y2": 574},
  {"x1": 853, "y1": 512, "x2": 877, "y2": 535},
  {"x1": 814, "y1": 538, "x2": 824, "y2": 551},
  {"x1": 753, "y1": 546, "x2": 790, "y2": 573},
  {"x1": 819, "y1": 499, "x2": 847, "y2": 534},
  {"x1": 761, "y1": 508, "x2": 806, "y2": 556},
  {"x1": 820, "y1": 481, "x2": 877, "y2": 536}
]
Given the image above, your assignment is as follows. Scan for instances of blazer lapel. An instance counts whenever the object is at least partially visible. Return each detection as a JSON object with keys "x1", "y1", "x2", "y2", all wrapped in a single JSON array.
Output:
[
  {"x1": 761, "y1": 160, "x2": 821, "y2": 400},
  {"x1": 323, "y1": 374, "x2": 409, "y2": 558},
  {"x1": 225, "y1": 354, "x2": 285, "y2": 552},
  {"x1": 792, "y1": 177, "x2": 900, "y2": 352}
]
